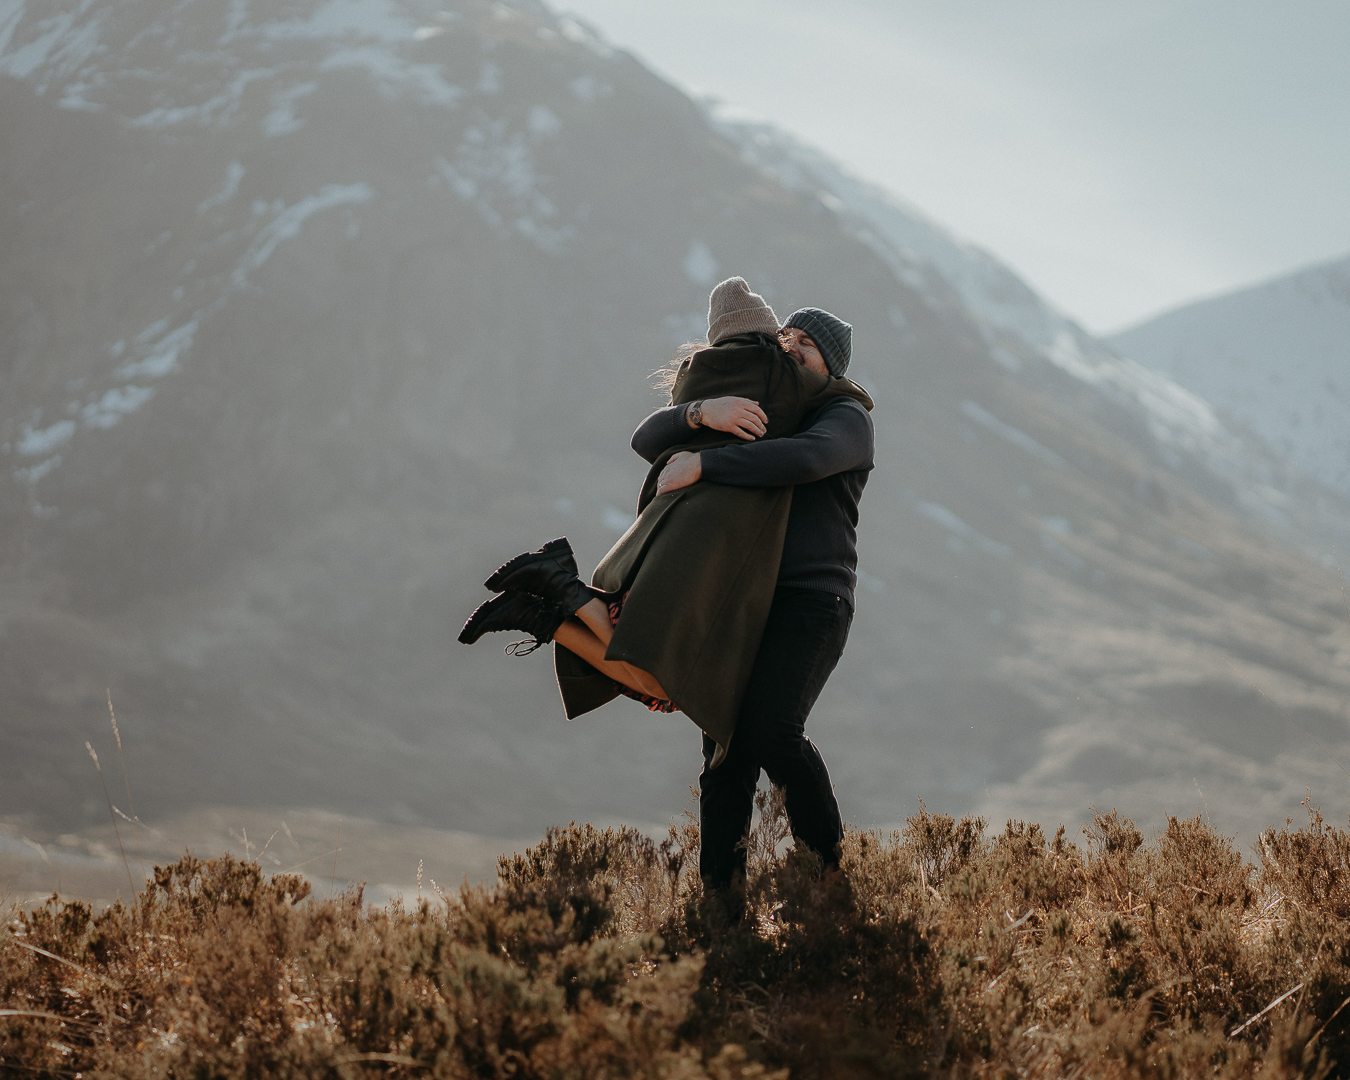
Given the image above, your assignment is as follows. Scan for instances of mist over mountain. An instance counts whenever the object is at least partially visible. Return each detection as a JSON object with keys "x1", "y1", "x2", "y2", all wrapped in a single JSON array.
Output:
[
  {"x1": 1111, "y1": 255, "x2": 1350, "y2": 499},
  {"x1": 3, "y1": 0, "x2": 1349, "y2": 884}
]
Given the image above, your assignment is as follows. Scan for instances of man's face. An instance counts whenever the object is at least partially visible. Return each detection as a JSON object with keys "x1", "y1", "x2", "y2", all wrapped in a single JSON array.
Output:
[{"x1": 780, "y1": 327, "x2": 829, "y2": 377}]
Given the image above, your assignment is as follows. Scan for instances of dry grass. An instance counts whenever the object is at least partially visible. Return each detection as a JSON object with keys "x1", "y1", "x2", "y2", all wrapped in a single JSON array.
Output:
[{"x1": 4, "y1": 793, "x2": 1350, "y2": 1078}]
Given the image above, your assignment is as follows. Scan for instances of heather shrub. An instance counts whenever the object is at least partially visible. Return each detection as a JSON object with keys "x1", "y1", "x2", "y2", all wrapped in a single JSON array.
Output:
[{"x1": 5, "y1": 799, "x2": 1350, "y2": 1077}]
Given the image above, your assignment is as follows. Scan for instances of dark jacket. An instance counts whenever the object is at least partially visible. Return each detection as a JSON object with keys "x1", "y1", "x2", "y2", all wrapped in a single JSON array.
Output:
[
  {"x1": 633, "y1": 397, "x2": 874, "y2": 606},
  {"x1": 553, "y1": 335, "x2": 873, "y2": 757}
]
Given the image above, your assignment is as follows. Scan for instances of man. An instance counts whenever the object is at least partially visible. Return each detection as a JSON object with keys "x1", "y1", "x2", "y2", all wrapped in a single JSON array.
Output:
[{"x1": 631, "y1": 305, "x2": 874, "y2": 900}]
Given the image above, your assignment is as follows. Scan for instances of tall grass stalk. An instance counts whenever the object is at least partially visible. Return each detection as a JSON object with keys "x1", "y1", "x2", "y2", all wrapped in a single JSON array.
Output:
[
  {"x1": 84, "y1": 740, "x2": 136, "y2": 907},
  {"x1": 106, "y1": 691, "x2": 145, "y2": 884}
]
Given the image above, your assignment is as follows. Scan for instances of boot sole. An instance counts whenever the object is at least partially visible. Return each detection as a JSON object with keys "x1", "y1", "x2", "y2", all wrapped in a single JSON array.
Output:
[{"x1": 483, "y1": 536, "x2": 573, "y2": 592}]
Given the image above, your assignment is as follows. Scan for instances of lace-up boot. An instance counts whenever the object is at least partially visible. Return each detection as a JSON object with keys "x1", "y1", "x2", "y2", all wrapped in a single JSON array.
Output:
[
  {"x1": 483, "y1": 536, "x2": 596, "y2": 616},
  {"x1": 457, "y1": 590, "x2": 566, "y2": 655}
]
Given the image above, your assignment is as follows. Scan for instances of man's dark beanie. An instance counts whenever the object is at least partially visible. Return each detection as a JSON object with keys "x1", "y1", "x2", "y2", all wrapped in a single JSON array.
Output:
[{"x1": 785, "y1": 307, "x2": 852, "y2": 377}]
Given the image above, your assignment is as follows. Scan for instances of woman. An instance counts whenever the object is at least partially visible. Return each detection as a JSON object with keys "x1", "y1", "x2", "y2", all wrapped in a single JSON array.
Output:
[{"x1": 459, "y1": 278, "x2": 872, "y2": 764}]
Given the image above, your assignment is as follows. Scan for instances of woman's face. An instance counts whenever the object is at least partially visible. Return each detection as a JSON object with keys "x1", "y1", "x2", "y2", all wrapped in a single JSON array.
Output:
[{"x1": 779, "y1": 327, "x2": 829, "y2": 377}]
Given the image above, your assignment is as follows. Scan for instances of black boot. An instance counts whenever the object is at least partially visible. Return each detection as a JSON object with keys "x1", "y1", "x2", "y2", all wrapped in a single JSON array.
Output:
[
  {"x1": 482, "y1": 536, "x2": 596, "y2": 616},
  {"x1": 458, "y1": 590, "x2": 566, "y2": 654}
]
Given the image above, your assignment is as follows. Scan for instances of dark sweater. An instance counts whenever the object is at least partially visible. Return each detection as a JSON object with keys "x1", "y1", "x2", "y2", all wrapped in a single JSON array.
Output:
[{"x1": 630, "y1": 397, "x2": 874, "y2": 607}]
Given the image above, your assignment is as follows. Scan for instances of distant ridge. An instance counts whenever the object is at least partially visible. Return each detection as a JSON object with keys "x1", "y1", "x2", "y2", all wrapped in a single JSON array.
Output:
[{"x1": 1110, "y1": 254, "x2": 1350, "y2": 498}]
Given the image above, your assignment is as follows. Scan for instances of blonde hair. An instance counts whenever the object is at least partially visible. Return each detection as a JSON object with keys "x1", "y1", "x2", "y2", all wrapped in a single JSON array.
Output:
[
  {"x1": 650, "y1": 340, "x2": 705, "y2": 395},
  {"x1": 649, "y1": 329, "x2": 793, "y2": 399}
]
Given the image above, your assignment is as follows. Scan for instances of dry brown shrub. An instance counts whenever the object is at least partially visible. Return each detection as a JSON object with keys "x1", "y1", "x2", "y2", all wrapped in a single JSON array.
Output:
[{"x1": 5, "y1": 799, "x2": 1350, "y2": 1078}]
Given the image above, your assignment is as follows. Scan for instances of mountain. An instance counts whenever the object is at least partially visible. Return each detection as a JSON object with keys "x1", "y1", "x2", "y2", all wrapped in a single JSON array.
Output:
[
  {"x1": 2, "y1": 0, "x2": 1349, "y2": 894},
  {"x1": 1110, "y1": 255, "x2": 1350, "y2": 499},
  {"x1": 707, "y1": 109, "x2": 1350, "y2": 543}
]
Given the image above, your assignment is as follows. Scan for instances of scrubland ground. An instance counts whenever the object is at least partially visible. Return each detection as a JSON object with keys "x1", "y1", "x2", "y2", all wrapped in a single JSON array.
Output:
[{"x1": 5, "y1": 792, "x2": 1350, "y2": 1079}]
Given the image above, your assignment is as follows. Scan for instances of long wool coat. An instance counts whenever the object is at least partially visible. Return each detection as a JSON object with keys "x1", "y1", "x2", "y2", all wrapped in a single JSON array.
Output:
[{"x1": 554, "y1": 335, "x2": 874, "y2": 759}]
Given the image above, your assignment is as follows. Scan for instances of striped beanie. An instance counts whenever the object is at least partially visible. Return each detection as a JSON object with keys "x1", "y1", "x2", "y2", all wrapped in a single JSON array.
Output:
[
  {"x1": 707, "y1": 277, "x2": 779, "y2": 344},
  {"x1": 785, "y1": 307, "x2": 852, "y2": 377}
]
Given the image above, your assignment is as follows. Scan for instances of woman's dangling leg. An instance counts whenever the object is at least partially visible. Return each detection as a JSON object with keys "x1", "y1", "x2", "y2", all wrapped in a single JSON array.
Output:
[
  {"x1": 478, "y1": 538, "x2": 668, "y2": 699},
  {"x1": 553, "y1": 613, "x2": 669, "y2": 701},
  {"x1": 573, "y1": 598, "x2": 616, "y2": 645}
]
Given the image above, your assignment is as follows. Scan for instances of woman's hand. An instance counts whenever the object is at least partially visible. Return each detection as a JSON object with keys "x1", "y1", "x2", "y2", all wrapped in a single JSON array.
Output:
[
  {"x1": 690, "y1": 396, "x2": 767, "y2": 440},
  {"x1": 656, "y1": 451, "x2": 702, "y2": 495}
]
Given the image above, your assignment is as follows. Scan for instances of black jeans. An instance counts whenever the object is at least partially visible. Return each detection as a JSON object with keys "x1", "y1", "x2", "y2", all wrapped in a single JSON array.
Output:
[{"x1": 699, "y1": 587, "x2": 852, "y2": 889}]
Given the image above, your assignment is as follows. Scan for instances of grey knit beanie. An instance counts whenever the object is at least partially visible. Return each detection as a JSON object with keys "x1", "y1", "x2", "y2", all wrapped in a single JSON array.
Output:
[
  {"x1": 707, "y1": 277, "x2": 779, "y2": 344},
  {"x1": 784, "y1": 307, "x2": 852, "y2": 377}
]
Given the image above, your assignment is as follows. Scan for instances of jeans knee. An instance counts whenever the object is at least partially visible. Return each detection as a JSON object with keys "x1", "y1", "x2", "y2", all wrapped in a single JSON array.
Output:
[
  {"x1": 700, "y1": 755, "x2": 758, "y2": 800},
  {"x1": 759, "y1": 729, "x2": 809, "y2": 770}
]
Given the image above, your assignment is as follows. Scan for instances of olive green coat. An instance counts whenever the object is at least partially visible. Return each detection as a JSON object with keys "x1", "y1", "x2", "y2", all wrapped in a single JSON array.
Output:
[{"x1": 554, "y1": 336, "x2": 874, "y2": 758}]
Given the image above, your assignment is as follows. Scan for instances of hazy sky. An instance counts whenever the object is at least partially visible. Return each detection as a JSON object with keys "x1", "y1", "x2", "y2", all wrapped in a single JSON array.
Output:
[{"x1": 560, "y1": 0, "x2": 1350, "y2": 334}]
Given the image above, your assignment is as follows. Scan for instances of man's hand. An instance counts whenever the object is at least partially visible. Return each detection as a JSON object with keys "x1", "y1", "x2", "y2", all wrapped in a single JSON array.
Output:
[
  {"x1": 656, "y1": 450, "x2": 702, "y2": 495},
  {"x1": 690, "y1": 396, "x2": 767, "y2": 440}
]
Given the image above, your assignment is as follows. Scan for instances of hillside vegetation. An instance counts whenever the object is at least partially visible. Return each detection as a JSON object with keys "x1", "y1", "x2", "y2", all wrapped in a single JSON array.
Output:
[{"x1": 5, "y1": 794, "x2": 1350, "y2": 1078}]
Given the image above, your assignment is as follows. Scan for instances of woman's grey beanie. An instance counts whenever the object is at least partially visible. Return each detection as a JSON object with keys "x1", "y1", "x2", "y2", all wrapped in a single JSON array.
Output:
[
  {"x1": 784, "y1": 307, "x2": 852, "y2": 377},
  {"x1": 707, "y1": 277, "x2": 780, "y2": 344}
]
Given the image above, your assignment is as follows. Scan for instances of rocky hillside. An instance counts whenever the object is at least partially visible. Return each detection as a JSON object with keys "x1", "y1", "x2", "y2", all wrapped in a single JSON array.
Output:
[{"x1": 2, "y1": 0, "x2": 1349, "y2": 866}]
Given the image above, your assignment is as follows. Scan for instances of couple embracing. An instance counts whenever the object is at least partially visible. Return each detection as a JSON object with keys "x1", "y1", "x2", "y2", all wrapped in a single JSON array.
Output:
[{"x1": 460, "y1": 277, "x2": 875, "y2": 904}]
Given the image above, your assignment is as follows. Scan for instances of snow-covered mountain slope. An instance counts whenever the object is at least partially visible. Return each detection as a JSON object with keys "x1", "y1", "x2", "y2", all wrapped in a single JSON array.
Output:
[
  {"x1": 1110, "y1": 255, "x2": 1350, "y2": 498},
  {"x1": 1, "y1": 0, "x2": 1348, "y2": 853}
]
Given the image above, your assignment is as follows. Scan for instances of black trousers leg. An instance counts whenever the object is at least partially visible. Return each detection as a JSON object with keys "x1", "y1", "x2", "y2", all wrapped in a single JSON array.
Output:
[{"x1": 699, "y1": 588, "x2": 852, "y2": 889}]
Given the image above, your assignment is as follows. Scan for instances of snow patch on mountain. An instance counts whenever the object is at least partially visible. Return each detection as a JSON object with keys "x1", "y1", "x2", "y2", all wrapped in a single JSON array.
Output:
[
  {"x1": 960, "y1": 401, "x2": 1066, "y2": 469},
  {"x1": 5, "y1": 168, "x2": 371, "y2": 492},
  {"x1": 1040, "y1": 330, "x2": 1237, "y2": 465},
  {"x1": 477, "y1": 59, "x2": 502, "y2": 95},
  {"x1": 527, "y1": 104, "x2": 561, "y2": 137},
  {"x1": 13, "y1": 454, "x2": 62, "y2": 486},
  {"x1": 433, "y1": 113, "x2": 574, "y2": 254},
  {"x1": 683, "y1": 240, "x2": 718, "y2": 287},
  {"x1": 916, "y1": 500, "x2": 1013, "y2": 560},
  {"x1": 257, "y1": 0, "x2": 420, "y2": 44},
  {"x1": 81, "y1": 385, "x2": 156, "y2": 431},
  {"x1": 199, "y1": 161, "x2": 246, "y2": 212},
  {"x1": 16, "y1": 419, "x2": 75, "y2": 457},
  {"x1": 116, "y1": 321, "x2": 199, "y2": 381},
  {"x1": 0, "y1": 3, "x2": 23, "y2": 56},
  {"x1": 130, "y1": 68, "x2": 277, "y2": 130},
  {"x1": 0, "y1": 0, "x2": 107, "y2": 89},
  {"x1": 568, "y1": 73, "x2": 611, "y2": 102},
  {"x1": 262, "y1": 81, "x2": 316, "y2": 136},
  {"x1": 318, "y1": 46, "x2": 461, "y2": 108},
  {"x1": 234, "y1": 183, "x2": 374, "y2": 286},
  {"x1": 0, "y1": 0, "x2": 463, "y2": 123}
]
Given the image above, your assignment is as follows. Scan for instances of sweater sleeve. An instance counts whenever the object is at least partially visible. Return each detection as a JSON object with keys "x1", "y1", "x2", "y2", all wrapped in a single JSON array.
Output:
[
  {"x1": 630, "y1": 404, "x2": 692, "y2": 463},
  {"x1": 699, "y1": 399, "x2": 874, "y2": 487}
]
